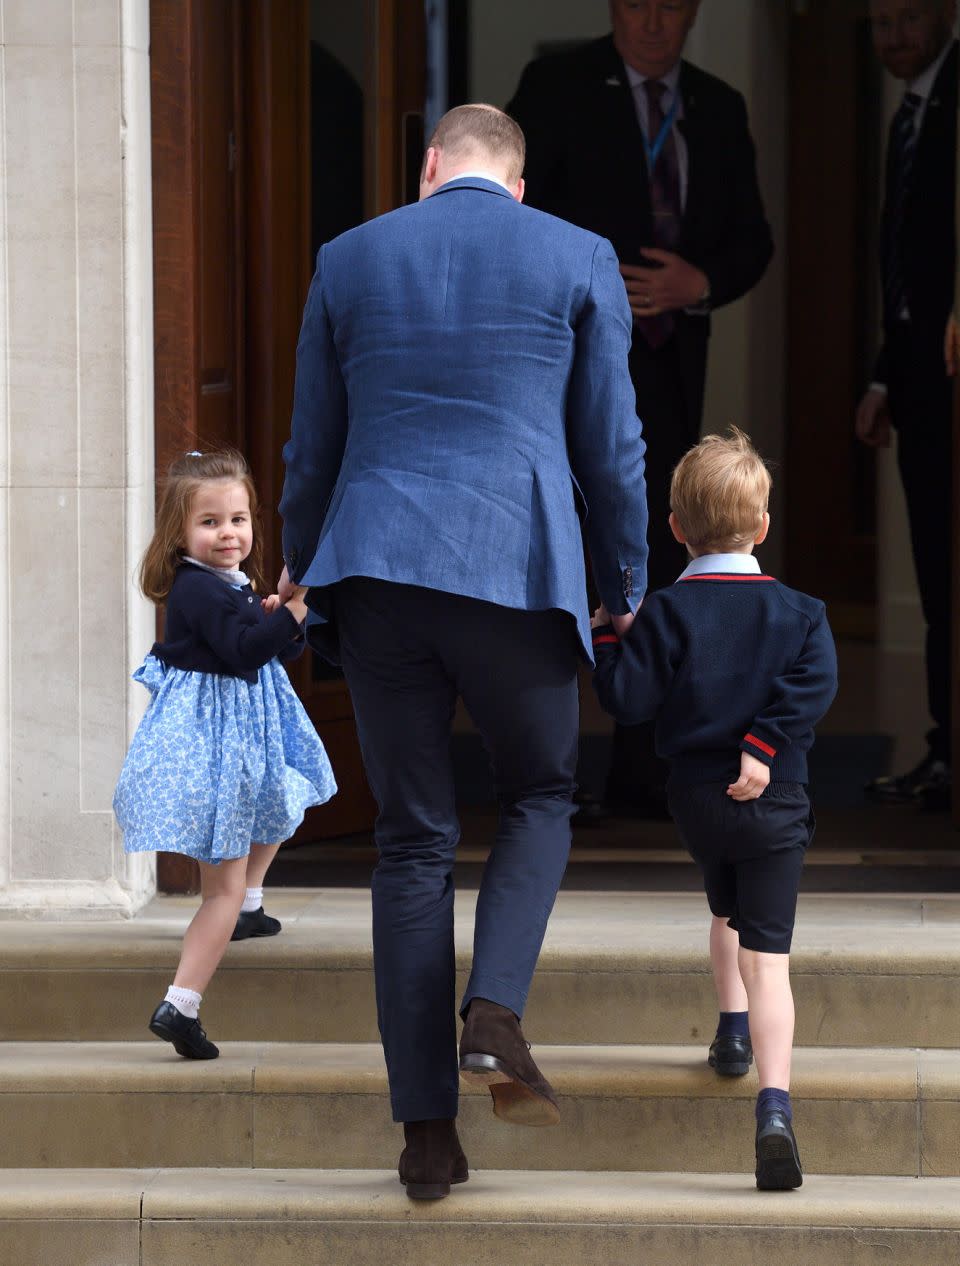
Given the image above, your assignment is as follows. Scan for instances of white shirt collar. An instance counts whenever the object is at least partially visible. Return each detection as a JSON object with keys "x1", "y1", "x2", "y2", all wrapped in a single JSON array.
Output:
[
  {"x1": 439, "y1": 171, "x2": 512, "y2": 193},
  {"x1": 183, "y1": 556, "x2": 251, "y2": 589},
  {"x1": 678, "y1": 553, "x2": 762, "y2": 581},
  {"x1": 908, "y1": 38, "x2": 953, "y2": 101},
  {"x1": 624, "y1": 59, "x2": 682, "y2": 98}
]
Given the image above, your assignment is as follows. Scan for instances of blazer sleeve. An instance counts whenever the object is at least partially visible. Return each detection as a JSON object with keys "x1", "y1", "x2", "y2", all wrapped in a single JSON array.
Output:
[
  {"x1": 739, "y1": 604, "x2": 839, "y2": 767},
  {"x1": 694, "y1": 92, "x2": 773, "y2": 311},
  {"x1": 279, "y1": 245, "x2": 349, "y2": 583},
  {"x1": 566, "y1": 238, "x2": 649, "y2": 616}
]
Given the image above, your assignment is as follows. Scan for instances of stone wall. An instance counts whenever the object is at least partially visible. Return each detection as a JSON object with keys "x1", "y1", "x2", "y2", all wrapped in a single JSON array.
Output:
[{"x1": 0, "y1": 0, "x2": 155, "y2": 917}]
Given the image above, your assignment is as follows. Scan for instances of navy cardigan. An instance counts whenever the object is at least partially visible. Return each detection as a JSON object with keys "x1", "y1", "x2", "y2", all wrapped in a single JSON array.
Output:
[
  {"x1": 151, "y1": 563, "x2": 305, "y2": 684},
  {"x1": 592, "y1": 572, "x2": 838, "y2": 784}
]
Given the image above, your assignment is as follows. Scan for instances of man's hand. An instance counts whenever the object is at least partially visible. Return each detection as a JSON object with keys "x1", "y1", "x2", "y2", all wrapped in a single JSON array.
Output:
[
  {"x1": 278, "y1": 564, "x2": 296, "y2": 604},
  {"x1": 854, "y1": 388, "x2": 892, "y2": 448},
  {"x1": 620, "y1": 250, "x2": 708, "y2": 319},
  {"x1": 727, "y1": 751, "x2": 770, "y2": 802},
  {"x1": 945, "y1": 314, "x2": 960, "y2": 377},
  {"x1": 591, "y1": 603, "x2": 612, "y2": 629}
]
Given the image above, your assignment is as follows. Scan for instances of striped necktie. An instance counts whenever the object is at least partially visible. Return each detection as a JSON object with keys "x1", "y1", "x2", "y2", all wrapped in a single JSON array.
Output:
[
  {"x1": 881, "y1": 90, "x2": 922, "y2": 324},
  {"x1": 636, "y1": 79, "x2": 682, "y2": 349}
]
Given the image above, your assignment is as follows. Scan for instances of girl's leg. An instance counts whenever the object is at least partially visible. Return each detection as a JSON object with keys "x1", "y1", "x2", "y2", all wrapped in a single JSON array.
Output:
[
  {"x1": 173, "y1": 856, "x2": 248, "y2": 995},
  {"x1": 737, "y1": 948, "x2": 793, "y2": 1090},
  {"x1": 710, "y1": 915, "x2": 748, "y2": 1013},
  {"x1": 244, "y1": 842, "x2": 281, "y2": 890}
]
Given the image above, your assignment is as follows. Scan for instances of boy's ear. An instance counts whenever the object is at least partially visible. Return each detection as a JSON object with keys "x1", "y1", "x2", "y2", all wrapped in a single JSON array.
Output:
[
  {"x1": 668, "y1": 511, "x2": 686, "y2": 545},
  {"x1": 754, "y1": 511, "x2": 770, "y2": 545}
]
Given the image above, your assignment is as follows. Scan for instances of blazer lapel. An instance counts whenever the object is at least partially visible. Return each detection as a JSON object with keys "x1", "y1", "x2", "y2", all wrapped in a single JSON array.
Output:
[
  {"x1": 676, "y1": 61, "x2": 708, "y2": 246},
  {"x1": 596, "y1": 36, "x2": 652, "y2": 239}
]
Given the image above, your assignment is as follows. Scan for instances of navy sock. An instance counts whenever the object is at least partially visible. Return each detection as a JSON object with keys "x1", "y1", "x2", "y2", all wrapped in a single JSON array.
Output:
[
  {"x1": 715, "y1": 1011, "x2": 750, "y2": 1040},
  {"x1": 756, "y1": 1087, "x2": 792, "y2": 1122}
]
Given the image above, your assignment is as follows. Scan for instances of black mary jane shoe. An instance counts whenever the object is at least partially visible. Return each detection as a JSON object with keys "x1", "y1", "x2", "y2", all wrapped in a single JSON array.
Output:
[
  {"x1": 148, "y1": 1001, "x2": 220, "y2": 1060},
  {"x1": 231, "y1": 906, "x2": 282, "y2": 941},
  {"x1": 755, "y1": 1109, "x2": 803, "y2": 1190},
  {"x1": 398, "y1": 1119, "x2": 469, "y2": 1200},
  {"x1": 708, "y1": 1034, "x2": 753, "y2": 1077}
]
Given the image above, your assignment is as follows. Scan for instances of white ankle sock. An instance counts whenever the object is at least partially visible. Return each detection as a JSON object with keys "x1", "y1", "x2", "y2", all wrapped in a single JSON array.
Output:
[
  {"x1": 241, "y1": 886, "x2": 263, "y2": 914},
  {"x1": 165, "y1": 986, "x2": 201, "y2": 1019}
]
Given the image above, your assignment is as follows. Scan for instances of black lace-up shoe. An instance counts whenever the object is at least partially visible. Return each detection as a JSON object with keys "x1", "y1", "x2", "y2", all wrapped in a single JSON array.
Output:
[
  {"x1": 708, "y1": 1034, "x2": 753, "y2": 1077},
  {"x1": 148, "y1": 1001, "x2": 219, "y2": 1059},
  {"x1": 231, "y1": 906, "x2": 282, "y2": 940},
  {"x1": 866, "y1": 754, "x2": 949, "y2": 805},
  {"x1": 755, "y1": 1109, "x2": 803, "y2": 1190}
]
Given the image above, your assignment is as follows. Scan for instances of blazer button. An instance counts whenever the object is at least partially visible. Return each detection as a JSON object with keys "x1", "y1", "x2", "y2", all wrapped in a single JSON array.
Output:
[
  {"x1": 623, "y1": 566, "x2": 633, "y2": 597},
  {"x1": 248, "y1": 596, "x2": 254, "y2": 603}
]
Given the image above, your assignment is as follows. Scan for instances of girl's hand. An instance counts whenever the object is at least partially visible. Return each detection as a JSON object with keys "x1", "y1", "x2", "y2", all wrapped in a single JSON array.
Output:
[
  {"x1": 284, "y1": 585, "x2": 309, "y2": 624},
  {"x1": 261, "y1": 593, "x2": 282, "y2": 614}
]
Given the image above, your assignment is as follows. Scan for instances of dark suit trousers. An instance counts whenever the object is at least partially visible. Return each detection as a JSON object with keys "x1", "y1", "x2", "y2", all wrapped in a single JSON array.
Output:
[
  {"x1": 606, "y1": 335, "x2": 699, "y2": 800},
  {"x1": 336, "y1": 578, "x2": 579, "y2": 1121},
  {"x1": 886, "y1": 323, "x2": 953, "y2": 761}
]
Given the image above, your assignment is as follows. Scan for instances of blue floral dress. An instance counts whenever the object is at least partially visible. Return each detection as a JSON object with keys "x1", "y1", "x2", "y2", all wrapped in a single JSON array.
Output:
[{"x1": 114, "y1": 598, "x2": 337, "y2": 864}]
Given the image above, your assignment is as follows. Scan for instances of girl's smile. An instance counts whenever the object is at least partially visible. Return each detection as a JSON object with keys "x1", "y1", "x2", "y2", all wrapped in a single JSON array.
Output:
[{"x1": 183, "y1": 480, "x2": 253, "y2": 571}]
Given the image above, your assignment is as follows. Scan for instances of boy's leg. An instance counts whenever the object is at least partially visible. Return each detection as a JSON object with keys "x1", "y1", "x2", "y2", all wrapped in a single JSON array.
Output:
[
  {"x1": 737, "y1": 947, "x2": 793, "y2": 1090},
  {"x1": 710, "y1": 915, "x2": 748, "y2": 1012}
]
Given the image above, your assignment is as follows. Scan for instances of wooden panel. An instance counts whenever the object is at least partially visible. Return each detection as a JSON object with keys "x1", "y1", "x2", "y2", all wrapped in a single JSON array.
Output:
[{"x1": 785, "y1": 1, "x2": 877, "y2": 625}]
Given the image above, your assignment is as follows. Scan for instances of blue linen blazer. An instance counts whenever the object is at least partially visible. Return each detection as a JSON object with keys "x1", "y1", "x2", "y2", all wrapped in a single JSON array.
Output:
[{"x1": 279, "y1": 176, "x2": 648, "y2": 661}]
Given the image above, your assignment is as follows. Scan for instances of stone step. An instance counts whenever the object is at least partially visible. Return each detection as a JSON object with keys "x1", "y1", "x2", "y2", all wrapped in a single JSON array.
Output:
[
  {"x1": 3, "y1": 1168, "x2": 960, "y2": 1265},
  {"x1": 5, "y1": 890, "x2": 960, "y2": 1047},
  {"x1": 2, "y1": 1041, "x2": 957, "y2": 1177}
]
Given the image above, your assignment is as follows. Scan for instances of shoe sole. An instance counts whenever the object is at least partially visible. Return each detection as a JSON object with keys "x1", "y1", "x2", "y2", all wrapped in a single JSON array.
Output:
[
  {"x1": 400, "y1": 1171, "x2": 468, "y2": 1201},
  {"x1": 756, "y1": 1134, "x2": 803, "y2": 1190},
  {"x1": 148, "y1": 1019, "x2": 219, "y2": 1060},
  {"x1": 459, "y1": 1053, "x2": 560, "y2": 1127},
  {"x1": 709, "y1": 1055, "x2": 753, "y2": 1077}
]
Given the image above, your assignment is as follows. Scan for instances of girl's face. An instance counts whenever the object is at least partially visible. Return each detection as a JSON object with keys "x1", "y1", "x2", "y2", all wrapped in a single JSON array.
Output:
[{"x1": 182, "y1": 480, "x2": 253, "y2": 570}]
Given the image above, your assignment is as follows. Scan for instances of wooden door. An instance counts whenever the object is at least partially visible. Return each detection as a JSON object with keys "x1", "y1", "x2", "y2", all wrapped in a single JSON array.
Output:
[
  {"x1": 785, "y1": 1, "x2": 878, "y2": 636},
  {"x1": 151, "y1": 0, "x2": 429, "y2": 883}
]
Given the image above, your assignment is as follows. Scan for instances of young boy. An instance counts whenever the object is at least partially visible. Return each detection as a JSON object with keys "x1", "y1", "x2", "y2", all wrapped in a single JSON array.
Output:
[{"x1": 591, "y1": 428, "x2": 837, "y2": 1190}]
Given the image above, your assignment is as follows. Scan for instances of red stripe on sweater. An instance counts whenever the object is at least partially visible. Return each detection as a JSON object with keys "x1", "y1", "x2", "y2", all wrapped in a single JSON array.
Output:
[
  {"x1": 680, "y1": 574, "x2": 775, "y2": 582},
  {"x1": 744, "y1": 732, "x2": 776, "y2": 757},
  {"x1": 592, "y1": 634, "x2": 619, "y2": 646}
]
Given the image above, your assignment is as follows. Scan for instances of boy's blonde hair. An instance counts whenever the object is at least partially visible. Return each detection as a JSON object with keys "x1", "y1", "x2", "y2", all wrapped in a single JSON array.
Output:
[{"x1": 670, "y1": 427, "x2": 771, "y2": 553}]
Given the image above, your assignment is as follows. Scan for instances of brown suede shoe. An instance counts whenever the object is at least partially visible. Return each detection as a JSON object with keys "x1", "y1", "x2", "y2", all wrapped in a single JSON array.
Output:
[
  {"x1": 458, "y1": 997, "x2": 560, "y2": 1126},
  {"x1": 398, "y1": 1119, "x2": 469, "y2": 1200}
]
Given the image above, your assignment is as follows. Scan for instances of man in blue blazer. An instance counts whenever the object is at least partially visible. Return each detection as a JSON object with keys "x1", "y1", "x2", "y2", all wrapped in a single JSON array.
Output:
[{"x1": 279, "y1": 105, "x2": 648, "y2": 1199}]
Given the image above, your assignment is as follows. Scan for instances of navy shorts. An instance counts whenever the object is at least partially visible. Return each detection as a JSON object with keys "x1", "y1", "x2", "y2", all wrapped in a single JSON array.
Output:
[{"x1": 666, "y1": 781, "x2": 816, "y2": 954}]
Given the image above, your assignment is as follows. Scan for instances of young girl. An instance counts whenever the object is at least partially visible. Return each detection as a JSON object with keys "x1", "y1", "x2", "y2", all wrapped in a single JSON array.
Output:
[{"x1": 114, "y1": 449, "x2": 336, "y2": 1059}]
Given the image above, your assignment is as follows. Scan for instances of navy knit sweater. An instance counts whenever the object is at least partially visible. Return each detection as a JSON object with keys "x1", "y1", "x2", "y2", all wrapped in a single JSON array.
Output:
[
  {"x1": 592, "y1": 571, "x2": 838, "y2": 784},
  {"x1": 152, "y1": 563, "x2": 305, "y2": 684}
]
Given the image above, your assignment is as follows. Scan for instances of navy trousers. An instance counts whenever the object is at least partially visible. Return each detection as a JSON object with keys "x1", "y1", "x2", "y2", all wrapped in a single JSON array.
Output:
[{"x1": 335, "y1": 578, "x2": 579, "y2": 1122}]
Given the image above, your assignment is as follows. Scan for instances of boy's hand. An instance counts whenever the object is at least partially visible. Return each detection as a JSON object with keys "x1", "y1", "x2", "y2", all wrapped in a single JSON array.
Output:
[
  {"x1": 727, "y1": 752, "x2": 770, "y2": 801},
  {"x1": 591, "y1": 603, "x2": 612, "y2": 628}
]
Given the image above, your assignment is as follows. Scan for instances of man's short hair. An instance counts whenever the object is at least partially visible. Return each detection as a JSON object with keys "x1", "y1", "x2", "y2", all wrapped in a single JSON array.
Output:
[
  {"x1": 670, "y1": 427, "x2": 772, "y2": 553},
  {"x1": 427, "y1": 104, "x2": 525, "y2": 184}
]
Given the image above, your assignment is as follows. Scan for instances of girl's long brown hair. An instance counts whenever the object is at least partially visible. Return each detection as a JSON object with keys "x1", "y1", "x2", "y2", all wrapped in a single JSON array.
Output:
[{"x1": 139, "y1": 450, "x2": 267, "y2": 603}]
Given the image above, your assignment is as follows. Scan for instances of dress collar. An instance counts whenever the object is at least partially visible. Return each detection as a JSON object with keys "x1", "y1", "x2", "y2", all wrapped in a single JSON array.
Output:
[
  {"x1": 908, "y1": 38, "x2": 953, "y2": 101},
  {"x1": 182, "y1": 556, "x2": 251, "y2": 589},
  {"x1": 624, "y1": 59, "x2": 682, "y2": 98}
]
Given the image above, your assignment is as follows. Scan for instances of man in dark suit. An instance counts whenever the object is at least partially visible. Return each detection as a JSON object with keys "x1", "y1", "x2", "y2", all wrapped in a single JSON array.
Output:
[
  {"x1": 508, "y1": 0, "x2": 773, "y2": 816},
  {"x1": 856, "y1": 0, "x2": 956, "y2": 811},
  {"x1": 279, "y1": 106, "x2": 647, "y2": 1198}
]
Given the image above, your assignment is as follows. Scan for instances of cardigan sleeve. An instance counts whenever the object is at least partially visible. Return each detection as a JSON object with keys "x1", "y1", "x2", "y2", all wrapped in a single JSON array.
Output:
[
  {"x1": 591, "y1": 596, "x2": 679, "y2": 724},
  {"x1": 184, "y1": 580, "x2": 303, "y2": 675},
  {"x1": 739, "y1": 604, "x2": 838, "y2": 767}
]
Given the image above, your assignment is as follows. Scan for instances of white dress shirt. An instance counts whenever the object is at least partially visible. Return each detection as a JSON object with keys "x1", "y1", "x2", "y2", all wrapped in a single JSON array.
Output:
[
  {"x1": 677, "y1": 552, "x2": 763, "y2": 581},
  {"x1": 624, "y1": 60, "x2": 688, "y2": 209}
]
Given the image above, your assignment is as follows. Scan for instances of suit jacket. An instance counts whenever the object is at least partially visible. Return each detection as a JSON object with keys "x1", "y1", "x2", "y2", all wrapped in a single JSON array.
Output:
[
  {"x1": 280, "y1": 176, "x2": 649, "y2": 661},
  {"x1": 876, "y1": 40, "x2": 957, "y2": 384},
  {"x1": 507, "y1": 36, "x2": 774, "y2": 427}
]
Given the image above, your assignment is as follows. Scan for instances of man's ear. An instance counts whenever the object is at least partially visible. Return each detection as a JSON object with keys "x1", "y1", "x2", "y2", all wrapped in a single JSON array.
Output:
[{"x1": 514, "y1": 177, "x2": 525, "y2": 204}]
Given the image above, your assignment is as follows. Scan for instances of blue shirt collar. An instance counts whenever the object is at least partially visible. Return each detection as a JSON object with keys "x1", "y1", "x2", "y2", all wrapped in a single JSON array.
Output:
[{"x1": 678, "y1": 553, "x2": 762, "y2": 581}]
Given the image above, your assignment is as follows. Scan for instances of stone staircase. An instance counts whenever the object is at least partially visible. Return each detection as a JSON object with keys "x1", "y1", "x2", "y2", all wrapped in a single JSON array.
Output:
[{"x1": 3, "y1": 888, "x2": 960, "y2": 1264}]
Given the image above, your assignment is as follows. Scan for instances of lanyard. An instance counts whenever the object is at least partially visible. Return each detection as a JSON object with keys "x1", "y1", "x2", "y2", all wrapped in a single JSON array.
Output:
[{"x1": 645, "y1": 91, "x2": 680, "y2": 171}]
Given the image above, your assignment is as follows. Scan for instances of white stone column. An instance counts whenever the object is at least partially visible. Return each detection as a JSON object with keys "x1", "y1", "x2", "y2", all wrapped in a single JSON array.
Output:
[{"x1": 0, "y1": 0, "x2": 155, "y2": 918}]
